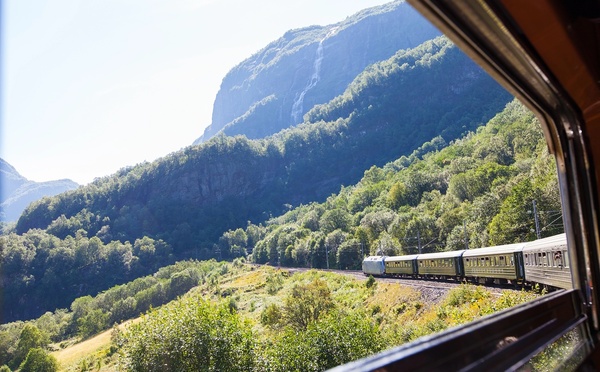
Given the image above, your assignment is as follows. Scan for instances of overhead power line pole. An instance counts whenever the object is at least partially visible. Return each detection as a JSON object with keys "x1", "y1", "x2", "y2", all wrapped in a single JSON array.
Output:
[
  {"x1": 533, "y1": 200, "x2": 541, "y2": 239},
  {"x1": 464, "y1": 220, "x2": 469, "y2": 250}
]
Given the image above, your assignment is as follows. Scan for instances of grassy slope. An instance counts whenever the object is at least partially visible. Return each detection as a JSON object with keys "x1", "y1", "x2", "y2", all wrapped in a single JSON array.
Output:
[{"x1": 51, "y1": 264, "x2": 537, "y2": 371}]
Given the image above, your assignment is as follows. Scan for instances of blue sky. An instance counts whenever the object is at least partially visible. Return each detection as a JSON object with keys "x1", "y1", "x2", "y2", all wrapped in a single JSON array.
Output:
[{"x1": 2, "y1": 0, "x2": 391, "y2": 185}]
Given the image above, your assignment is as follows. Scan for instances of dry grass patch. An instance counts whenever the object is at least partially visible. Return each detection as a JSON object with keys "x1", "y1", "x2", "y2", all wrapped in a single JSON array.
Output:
[{"x1": 51, "y1": 320, "x2": 138, "y2": 371}]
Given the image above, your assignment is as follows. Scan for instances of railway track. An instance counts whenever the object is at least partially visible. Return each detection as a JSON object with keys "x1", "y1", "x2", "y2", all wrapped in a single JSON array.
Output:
[{"x1": 283, "y1": 267, "x2": 523, "y2": 305}]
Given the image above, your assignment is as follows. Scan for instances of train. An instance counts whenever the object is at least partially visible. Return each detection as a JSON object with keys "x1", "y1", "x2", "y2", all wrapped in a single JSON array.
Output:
[{"x1": 362, "y1": 233, "x2": 572, "y2": 290}]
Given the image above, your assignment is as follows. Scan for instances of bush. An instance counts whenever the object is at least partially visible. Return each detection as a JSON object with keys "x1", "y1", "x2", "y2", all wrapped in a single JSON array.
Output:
[
  {"x1": 18, "y1": 348, "x2": 58, "y2": 372},
  {"x1": 120, "y1": 296, "x2": 255, "y2": 371},
  {"x1": 258, "y1": 311, "x2": 385, "y2": 371},
  {"x1": 365, "y1": 275, "x2": 376, "y2": 289}
]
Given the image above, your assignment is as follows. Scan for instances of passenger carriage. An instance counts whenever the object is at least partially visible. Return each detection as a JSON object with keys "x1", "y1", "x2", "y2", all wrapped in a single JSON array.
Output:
[
  {"x1": 522, "y1": 234, "x2": 572, "y2": 290},
  {"x1": 384, "y1": 254, "x2": 419, "y2": 277},
  {"x1": 462, "y1": 243, "x2": 526, "y2": 285},
  {"x1": 362, "y1": 256, "x2": 386, "y2": 276},
  {"x1": 416, "y1": 250, "x2": 465, "y2": 279}
]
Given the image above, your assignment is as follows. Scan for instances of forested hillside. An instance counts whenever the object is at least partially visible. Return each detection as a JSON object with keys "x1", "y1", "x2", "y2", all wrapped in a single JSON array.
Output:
[
  {"x1": 196, "y1": 0, "x2": 441, "y2": 143},
  {"x1": 215, "y1": 100, "x2": 562, "y2": 269},
  {"x1": 2, "y1": 97, "x2": 550, "y2": 325},
  {"x1": 4, "y1": 35, "x2": 511, "y2": 323},
  {"x1": 15, "y1": 36, "x2": 510, "y2": 256}
]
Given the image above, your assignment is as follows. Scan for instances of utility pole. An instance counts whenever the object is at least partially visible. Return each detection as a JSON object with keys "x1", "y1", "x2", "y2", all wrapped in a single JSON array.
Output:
[
  {"x1": 417, "y1": 230, "x2": 422, "y2": 254},
  {"x1": 326, "y1": 244, "x2": 329, "y2": 269},
  {"x1": 464, "y1": 220, "x2": 469, "y2": 250},
  {"x1": 533, "y1": 200, "x2": 541, "y2": 239}
]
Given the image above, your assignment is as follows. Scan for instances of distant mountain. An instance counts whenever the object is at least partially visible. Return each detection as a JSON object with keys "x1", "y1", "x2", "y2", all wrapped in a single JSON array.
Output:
[
  {"x1": 0, "y1": 158, "x2": 79, "y2": 221},
  {"x1": 194, "y1": 0, "x2": 441, "y2": 144},
  {"x1": 16, "y1": 36, "x2": 511, "y2": 253}
]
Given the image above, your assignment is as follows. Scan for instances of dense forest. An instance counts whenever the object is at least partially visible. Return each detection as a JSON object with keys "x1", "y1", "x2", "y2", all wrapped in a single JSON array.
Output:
[{"x1": 220, "y1": 99, "x2": 562, "y2": 269}]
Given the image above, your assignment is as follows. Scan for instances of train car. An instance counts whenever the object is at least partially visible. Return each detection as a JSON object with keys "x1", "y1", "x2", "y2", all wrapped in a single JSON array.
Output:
[
  {"x1": 462, "y1": 243, "x2": 526, "y2": 285},
  {"x1": 522, "y1": 233, "x2": 572, "y2": 290},
  {"x1": 384, "y1": 254, "x2": 419, "y2": 277},
  {"x1": 416, "y1": 250, "x2": 465, "y2": 279},
  {"x1": 362, "y1": 256, "x2": 386, "y2": 276}
]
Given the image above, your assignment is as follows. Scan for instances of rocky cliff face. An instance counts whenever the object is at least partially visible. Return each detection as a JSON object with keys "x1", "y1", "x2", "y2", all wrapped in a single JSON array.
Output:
[
  {"x1": 194, "y1": 0, "x2": 441, "y2": 144},
  {"x1": 0, "y1": 158, "x2": 79, "y2": 221}
]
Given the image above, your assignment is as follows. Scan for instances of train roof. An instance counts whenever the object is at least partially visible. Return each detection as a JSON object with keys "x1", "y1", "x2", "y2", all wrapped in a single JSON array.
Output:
[
  {"x1": 363, "y1": 256, "x2": 386, "y2": 261},
  {"x1": 462, "y1": 243, "x2": 526, "y2": 258},
  {"x1": 416, "y1": 250, "x2": 466, "y2": 260},
  {"x1": 523, "y1": 233, "x2": 567, "y2": 251},
  {"x1": 385, "y1": 254, "x2": 420, "y2": 262}
]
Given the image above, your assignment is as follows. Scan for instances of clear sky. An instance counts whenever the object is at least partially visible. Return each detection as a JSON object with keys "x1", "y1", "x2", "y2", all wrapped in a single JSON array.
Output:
[{"x1": 2, "y1": 0, "x2": 392, "y2": 185}]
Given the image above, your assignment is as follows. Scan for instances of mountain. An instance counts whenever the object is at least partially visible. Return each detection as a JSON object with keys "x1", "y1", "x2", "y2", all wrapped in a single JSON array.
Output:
[
  {"x1": 194, "y1": 0, "x2": 441, "y2": 144},
  {"x1": 0, "y1": 158, "x2": 79, "y2": 221},
  {"x1": 15, "y1": 35, "x2": 512, "y2": 256}
]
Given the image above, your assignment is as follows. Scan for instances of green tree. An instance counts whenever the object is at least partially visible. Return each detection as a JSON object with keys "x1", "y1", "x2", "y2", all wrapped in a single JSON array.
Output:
[
  {"x1": 120, "y1": 297, "x2": 255, "y2": 371},
  {"x1": 387, "y1": 181, "x2": 409, "y2": 209},
  {"x1": 77, "y1": 309, "x2": 109, "y2": 338},
  {"x1": 260, "y1": 303, "x2": 283, "y2": 328},
  {"x1": 319, "y1": 208, "x2": 351, "y2": 233},
  {"x1": 259, "y1": 311, "x2": 385, "y2": 371},
  {"x1": 18, "y1": 348, "x2": 58, "y2": 372},
  {"x1": 11, "y1": 324, "x2": 48, "y2": 369},
  {"x1": 283, "y1": 279, "x2": 335, "y2": 331},
  {"x1": 488, "y1": 178, "x2": 537, "y2": 244},
  {"x1": 337, "y1": 239, "x2": 363, "y2": 270}
]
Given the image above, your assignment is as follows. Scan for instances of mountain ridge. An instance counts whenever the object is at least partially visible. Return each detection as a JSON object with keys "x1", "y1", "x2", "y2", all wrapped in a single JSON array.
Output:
[
  {"x1": 0, "y1": 158, "x2": 79, "y2": 222},
  {"x1": 194, "y1": 0, "x2": 441, "y2": 144}
]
